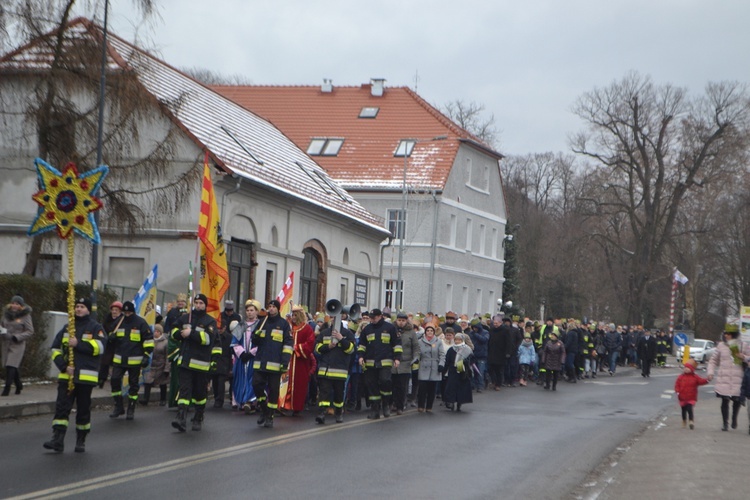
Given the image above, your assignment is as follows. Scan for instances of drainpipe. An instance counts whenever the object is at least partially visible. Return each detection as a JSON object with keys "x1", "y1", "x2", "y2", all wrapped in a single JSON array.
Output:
[
  {"x1": 426, "y1": 190, "x2": 440, "y2": 312},
  {"x1": 378, "y1": 236, "x2": 394, "y2": 308}
]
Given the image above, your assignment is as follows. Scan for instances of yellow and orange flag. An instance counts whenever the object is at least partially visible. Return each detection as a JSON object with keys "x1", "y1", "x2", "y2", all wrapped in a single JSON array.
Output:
[{"x1": 198, "y1": 155, "x2": 229, "y2": 325}]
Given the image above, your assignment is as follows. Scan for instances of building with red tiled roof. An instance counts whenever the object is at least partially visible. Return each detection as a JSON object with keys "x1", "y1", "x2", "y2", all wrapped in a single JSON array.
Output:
[
  {"x1": 213, "y1": 80, "x2": 509, "y2": 314},
  {"x1": 0, "y1": 19, "x2": 389, "y2": 313}
]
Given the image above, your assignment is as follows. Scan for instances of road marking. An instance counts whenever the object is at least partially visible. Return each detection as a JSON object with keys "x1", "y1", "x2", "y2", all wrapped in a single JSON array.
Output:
[
  {"x1": 8, "y1": 416, "x2": 393, "y2": 499},
  {"x1": 587, "y1": 381, "x2": 649, "y2": 386}
]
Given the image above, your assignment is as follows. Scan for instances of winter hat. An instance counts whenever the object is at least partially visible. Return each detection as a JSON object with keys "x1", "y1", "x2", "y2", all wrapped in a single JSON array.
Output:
[
  {"x1": 369, "y1": 308, "x2": 383, "y2": 317},
  {"x1": 396, "y1": 311, "x2": 408, "y2": 319},
  {"x1": 267, "y1": 299, "x2": 281, "y2": 309},
  {"x1": 110, "y1": 300, "x2": 123, "y2": 310},
  {"x1": 470, "y1": 318, "x2": 481, "y2": 326},
  {"x1": 224, "y1": 300, "x2": 235, "y2": 310},
  {"x1": 684, "y1": 358, "x2": 697, "y2": 372},
  {"x1": 444, "y1": 327, "x2": 455, "y2": 334},
  {"x1": 194, "y1": 294, "x2": 208, "y2": 305},
  {"x1": 524, "y1": 332, "x2": 531, "y2": 339},
  {"x1": 10, "y1": 295, "x2": 25, "y2": 306},
  {"x1": 75, "y1": 297, "x2": 92, "y2": 313},
  {"x1": 122, "y1": 301, "x2": 135, "y2": 313},
  {"x1": 549, "y1": 331, "x2": 558, "y2": 340},
  {"x1": 153, "y1": 323, "x2": 164, "y2": 334},
  {"x1": 424, "y1": 324, "x2": 436, "y2": 333}
]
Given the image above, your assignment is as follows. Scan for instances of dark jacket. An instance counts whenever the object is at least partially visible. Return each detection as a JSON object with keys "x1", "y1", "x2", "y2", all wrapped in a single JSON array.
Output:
[
  {"x1": 170, "y1": 309, "x2": 220, "y2": 373},
  {"x1": 487, "y1": 324, "x2": 510, "y2": 364},
  {"x1": 315, "y1": 326, "x2": 355, "y2": 379},
  {"x1": 564, "y1": 328, "x2": 579, "y2": 355},
  {"x1": 51, "y1": 314, "x2": 106, "y2": 385},
  {"x1": 213, "y1": 328, "x2": 234, "y2": 375},
  {"x1": 469, "y1": 325, "x2": 489, "y2": 359},
  {"x1": 358, "y1": 318, "x2": 402, "y2": 368},
  {"x1": 252, "y1": 313, "x2": 293, "y2": 372},
  {"x1": 542, "y1": 339, "x2": 566, "y2": 371},
  {"x1": 110, "y1": 313, "x2": 154, "y2": 366},
  {"x1": 637, "y1": 334, "x2": 657, "y2": 362},
  {"x1": 604, "y1": 330, "x2": 622, "y2": 352}
]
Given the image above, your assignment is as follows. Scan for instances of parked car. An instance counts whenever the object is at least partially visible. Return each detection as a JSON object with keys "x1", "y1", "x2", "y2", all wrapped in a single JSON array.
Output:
[{"x1": 676, "y1": 338, "x2": 716, "y2": 363}]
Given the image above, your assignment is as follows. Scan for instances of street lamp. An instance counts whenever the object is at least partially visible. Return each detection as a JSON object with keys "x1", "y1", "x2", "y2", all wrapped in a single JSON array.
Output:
[{"x1": 395, "y1": 135, "x2": 447, "y2": 310}]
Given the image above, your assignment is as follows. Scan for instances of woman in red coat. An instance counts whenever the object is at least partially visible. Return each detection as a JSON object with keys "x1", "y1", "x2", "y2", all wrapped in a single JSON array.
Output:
[{"x1": 281, "y1": 306, "x2": 316, "y2": 414}]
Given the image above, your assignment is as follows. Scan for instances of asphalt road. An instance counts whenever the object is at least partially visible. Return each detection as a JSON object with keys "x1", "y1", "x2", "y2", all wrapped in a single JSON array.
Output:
[{"x1": 0, "y1": 367, "x2": 676, "y2": 500}]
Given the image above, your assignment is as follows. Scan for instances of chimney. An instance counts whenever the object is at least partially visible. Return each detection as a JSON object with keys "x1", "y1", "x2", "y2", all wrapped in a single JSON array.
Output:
[
  {"x1": 321, "y1": 78, "x2": 333, "y2": 93},
  {"x1": 370, "y1": 78, "x2": 385, "y2": 97}
]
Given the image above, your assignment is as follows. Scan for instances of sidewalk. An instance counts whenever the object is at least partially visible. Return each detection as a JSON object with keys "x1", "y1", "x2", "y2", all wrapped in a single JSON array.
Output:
[
  {"x1": 571, "y1": 360, "x2": 750, "y2": 500},
  {"x1": 0, "y1": 380, "x2": 112, "y2": 419}
]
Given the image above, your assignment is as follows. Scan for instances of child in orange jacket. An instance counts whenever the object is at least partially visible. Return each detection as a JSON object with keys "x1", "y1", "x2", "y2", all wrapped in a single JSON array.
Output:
[{"x1": 674, "y1": 358, "x2": 708, "y2": 429}]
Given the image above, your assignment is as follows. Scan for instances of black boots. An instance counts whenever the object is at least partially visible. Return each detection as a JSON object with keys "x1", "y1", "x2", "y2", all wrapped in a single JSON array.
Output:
[
  {"x1": 2, "y1": 366, "x2": 19, "y2": 396},
  {"x1": 74, "y1": 430, "x2": 88, "y2": 453},
  {"x1": 256, "y1": 403, "x2": 268, "y2": 426},
  {"x1": 172, "y1": 407, "x2": 187, "y2": 432},
  {"x1": 315, "y1": 409, "x2": 327, "y2": 425},
  {"x1": 141, "y1": 385, "x2": 151, "y2": 406},
  {"x1": 334, "y1": 408, "x2": 343, "y2": 424},
  {"x1": 43, "y1": 426, "x2": 66, "y2": 452},
  {"x1": 126, "y1": 398, "x2": 136, "y2": 420},
  {"x1": 264, "y1": 411, "x2": 274, "y2": 428},
  {"x1": 367, "y1": 401, "x2": 381, "y2": 420},
  {"x1": 191, "y1": 407, "x2": 204, "y2": 431},
  {"x1": 109, "y1": 396, "x2": 125, "y2": 418},
  {"x1": 159, "y1": 385, "x2": 167, "y2": 406},
  {"x1": 382, "y1": 399, "x2": 391, "y2": 418}
]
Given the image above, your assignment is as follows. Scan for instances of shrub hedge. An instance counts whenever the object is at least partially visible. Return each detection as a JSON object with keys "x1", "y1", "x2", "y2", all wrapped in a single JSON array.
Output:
[{"x1": 1, "y1": 274, "x2": 118, "y2": 380}]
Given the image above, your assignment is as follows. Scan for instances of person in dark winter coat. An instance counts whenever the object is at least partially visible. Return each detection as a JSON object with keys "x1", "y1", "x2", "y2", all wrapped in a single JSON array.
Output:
[
  {"x1": 541, "y1": 331, "x2": 566, "y2": 391},
  {"x1": 468, "y1": 320, "x2": 489, "y2": 392},
  {"x1": 211, "y1": 316, "x2": 234, "y2": 408},
  {"x1": 740, "y1": 362, "x2": 750, "y2": 435},
  {"x1": 636, "y1": 330, "x2": 657, "y2": 378},
  {"x1": 1, "y1": 295, "x2": 34, "y2": 396},
  {"x1": 563, "y1": 324, "x2": 579, "y2": 383},
  {"x1": 98, "y1": 301, "x2": 123, "y2": 388},
  {"x1": 487, "y1": 315, "x2": 510, "y2": 389},
  {"x1": 603, "y1": 325, "x2": 623, "y2": 375},
  {"x1": 443, "y1": 333, "x2": 473, "y2": 411}
]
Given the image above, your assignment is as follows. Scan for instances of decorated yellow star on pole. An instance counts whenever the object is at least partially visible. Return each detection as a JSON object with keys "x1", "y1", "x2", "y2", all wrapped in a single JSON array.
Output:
[{"x1": 28, "y1": 158, "x2": 108, "y2": 243}]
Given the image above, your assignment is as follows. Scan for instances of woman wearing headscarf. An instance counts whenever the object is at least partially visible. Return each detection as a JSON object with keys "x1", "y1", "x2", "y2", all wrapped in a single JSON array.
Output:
[
  {"x1": 443, "y1": 332, "x2": 474, "y2": 411},
  {"x1": 707, "y1": 323, "x2": 750, "y2": 431},
  {"x1": 231, "y1": 299, "x2": 261, "y2": 412},
  {"x1": 416, "y1": 324, "x2": 445, "y2": 412},
  {"x1": 541, "y1": 330, "x2": 566, "y2": 391},
  {"x1": 1, "y1": 295, "x2": 34, "y2": 396}
]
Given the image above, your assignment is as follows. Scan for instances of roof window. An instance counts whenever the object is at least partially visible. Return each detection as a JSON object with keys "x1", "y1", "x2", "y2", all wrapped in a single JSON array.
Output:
[
  {"x1": 359, "y1": 107, "x2": 379, "y2": 118},
  {"x1": 394, "y1": 140, "x2": 416, "y2": 157},
  {"x1": 307, "y1": 138, "x2": 344, "y2": 156}
]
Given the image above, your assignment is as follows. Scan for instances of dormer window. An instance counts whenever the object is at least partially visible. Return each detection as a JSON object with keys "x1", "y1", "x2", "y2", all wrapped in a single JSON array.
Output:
[{"x1": 307, "y1": 138, "x2": 344, "y2": 156}]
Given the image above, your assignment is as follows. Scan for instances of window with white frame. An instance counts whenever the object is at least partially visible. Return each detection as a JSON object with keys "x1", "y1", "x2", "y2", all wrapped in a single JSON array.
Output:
[{"x1": 387, "y1": 208, "x2": 406, "y2": 239}]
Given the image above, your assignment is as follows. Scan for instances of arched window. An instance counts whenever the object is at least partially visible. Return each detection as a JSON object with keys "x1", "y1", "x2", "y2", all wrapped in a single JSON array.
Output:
[{"x1": 300, "y1": 248, "x2": 320, "y2": 313}]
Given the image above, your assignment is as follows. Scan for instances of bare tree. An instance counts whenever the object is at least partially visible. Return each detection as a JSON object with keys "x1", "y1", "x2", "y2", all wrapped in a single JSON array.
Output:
[
  {"x1": 572, "y1": 72, "x2": 750, "y2": 325},
  {"x1": 182, "y1": 66, "x2": 253, "y2": 86},
  {"x1": 1, "y1": 1, "x2": 201, "y2": 276},
  {"x1": 442, "y1": 99, "x2": 499, "y2": 148}
]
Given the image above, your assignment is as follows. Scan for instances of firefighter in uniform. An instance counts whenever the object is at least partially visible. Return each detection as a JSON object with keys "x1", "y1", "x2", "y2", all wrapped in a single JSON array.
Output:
[
  {"x1": 108, "y1": 300, "x2": 153, "y2": 420},
  {"x1": 170, "y1": 294, "x2": 221, "y2": 432},
  {"x1": 314, "y1": 317, "x2": 355, "y2": 424},
  {"x1": 578, "y1": 325, "x2": 597, "y2": 379},
  {"x1": 358, "y1": 308, "x2": 402, "y2": 419},
  {"x1": 252, "y1": 299, "x2": 293, "y2": 429},
  {"x1": 44, "y1": 297, "x2": 106, "y2": 453},
  {"x1": 656, "y1": 330, "x2": 669, "y2": 367}
]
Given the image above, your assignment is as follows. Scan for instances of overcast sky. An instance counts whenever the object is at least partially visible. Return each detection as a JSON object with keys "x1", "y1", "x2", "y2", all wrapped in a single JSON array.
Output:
[{"x1": 104, "y1": 0, "x2": 750, "y2": 155}]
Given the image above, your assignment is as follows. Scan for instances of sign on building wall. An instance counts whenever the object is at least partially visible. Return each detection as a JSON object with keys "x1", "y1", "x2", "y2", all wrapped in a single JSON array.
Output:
[{"x1": 354, "y1": 274, "x2": 368, "y2": 307}]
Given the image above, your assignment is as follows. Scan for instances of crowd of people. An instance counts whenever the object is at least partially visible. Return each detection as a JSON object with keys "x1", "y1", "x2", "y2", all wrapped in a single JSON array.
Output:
[{"x1": 2, "y1": 292, "x2": 747, "y2": 454}]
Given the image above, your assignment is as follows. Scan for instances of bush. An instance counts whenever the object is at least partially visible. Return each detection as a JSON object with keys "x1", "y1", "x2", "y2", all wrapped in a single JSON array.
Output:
[{"x1": 0, "y1": 274, "x2": 118, "y2": 380}]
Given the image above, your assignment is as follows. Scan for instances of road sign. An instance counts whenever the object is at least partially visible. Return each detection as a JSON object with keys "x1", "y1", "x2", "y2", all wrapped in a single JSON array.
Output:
[{"x1": 674, "y1": 333, "x2": 688, "y2": 347}]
